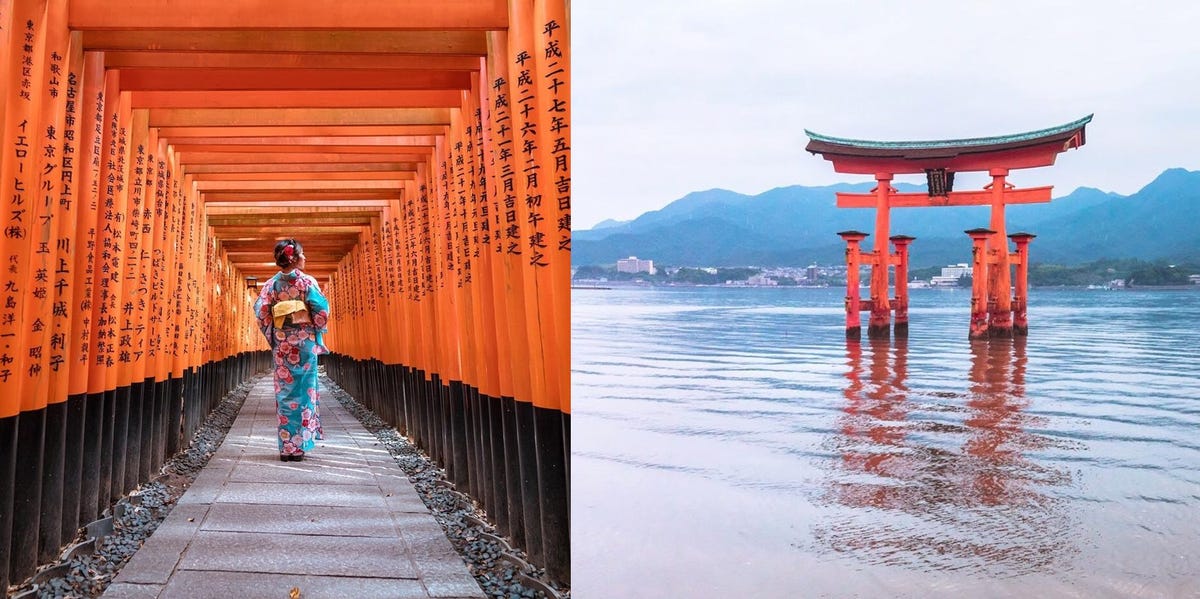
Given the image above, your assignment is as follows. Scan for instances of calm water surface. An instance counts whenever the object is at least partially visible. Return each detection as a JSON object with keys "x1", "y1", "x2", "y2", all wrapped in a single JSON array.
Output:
[{"x1": 572, "y1": 287, "x2": 1200, "y2": 598}]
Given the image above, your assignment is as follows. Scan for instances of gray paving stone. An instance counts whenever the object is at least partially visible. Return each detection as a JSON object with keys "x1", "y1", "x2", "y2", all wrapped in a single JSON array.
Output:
[
  {"x1": 193, "y1": 459, "x2": 235, "y2": 476},
  {"x1": 178, "y1": 530, "x2": 418, "y2": 578},
  {"x1": 393, "y1": 514, "x2": 461, "y2": 564},
  {"x1": 213, "y1": 481, "x2": 387, "y2": 508},
  {"x1": 384, "y1": 488, "x2": 430, "y2": 514},
  {"x1": 393, "y1": 516, "x2": 484, "y2": 599},
  {"x1": 158, "y1": 571, "x2": 433, "y2": 599},
  {"x1": 101, "y1": 581, "x2": 163, "y2": 598},
  {"x1": 176, "y1": 480, "x2": 221, "y2": 506},
  {"x1": 300, "y1": 453, "x2": 372, "y2": 469},
  {"x1": 111, "y1": 504, "x2": 209, "y2": 584},
  {"x1": 230, "y1": 436, "x2": 280, "y2": 449},
  {"x1": 229, "y1": 461, "x2": 376, "y2": 485},
  {"x1": 201, "y1": 503, "x2": 398, "y2": 537},
  {"x1": 423, "y1": 571, "x2": 487, "y2": 599},
  {"x1": 203, "y1": 456, "x2": 240, "y2": 470}
]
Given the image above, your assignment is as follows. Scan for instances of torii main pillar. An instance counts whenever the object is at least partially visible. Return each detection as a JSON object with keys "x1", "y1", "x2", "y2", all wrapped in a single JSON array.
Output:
[{"x1": 805, "y1": 115, "x2": 1091, "y2": 339}]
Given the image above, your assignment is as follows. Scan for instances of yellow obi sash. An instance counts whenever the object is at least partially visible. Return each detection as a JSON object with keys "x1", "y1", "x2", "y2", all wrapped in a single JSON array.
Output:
[{"x1": 272, "y1": 300, "x2": 310, "y2": 328}]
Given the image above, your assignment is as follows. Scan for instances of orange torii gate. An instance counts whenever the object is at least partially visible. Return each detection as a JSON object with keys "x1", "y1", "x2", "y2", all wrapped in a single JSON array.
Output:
[{"x1": 805, "y1": 115, "x2": 1091, "y2": 339}]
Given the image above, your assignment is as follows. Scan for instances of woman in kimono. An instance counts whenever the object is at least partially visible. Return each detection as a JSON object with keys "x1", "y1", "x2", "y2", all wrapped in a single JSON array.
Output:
[{"x1": 253, "y1": 239, "x2": 331, "y2": 461}]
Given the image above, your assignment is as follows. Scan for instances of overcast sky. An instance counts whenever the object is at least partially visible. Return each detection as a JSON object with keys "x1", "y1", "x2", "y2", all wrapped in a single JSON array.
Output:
[{"x1": 573, "y1": 1, "x2": 1200, "y2": 229}]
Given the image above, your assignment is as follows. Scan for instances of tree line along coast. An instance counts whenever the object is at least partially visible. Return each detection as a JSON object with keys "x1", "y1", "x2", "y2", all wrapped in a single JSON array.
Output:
[{"x1": 572, "y1": 258, "x2": 1200, "y2": 289}]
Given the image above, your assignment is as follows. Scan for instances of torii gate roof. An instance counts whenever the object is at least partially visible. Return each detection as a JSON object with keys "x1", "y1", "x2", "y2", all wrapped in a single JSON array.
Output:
[{"x1": 805, "y1": 114, "x2": 1092, "y2": 174}]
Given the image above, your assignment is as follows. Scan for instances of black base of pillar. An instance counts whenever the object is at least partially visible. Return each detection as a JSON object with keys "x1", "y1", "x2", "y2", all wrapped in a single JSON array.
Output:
[
  {"x1": 534, "y1": 404, "x2": 570, "y2": 585},
  {"x1": 80, "y1": 392, "x2": 103, "y2": 526},
  {"x1": 61, "y1": 393, "x2": 86, "y2": 544},
  {"x1": 846, "y1": 326, "x2": 861, "y2": 340},
  {"x1": 515, "y1": 399, "x2": 543, "y2": 566},
  {"x1": 413, "y1": 369, "x2": 427, "y2": 449},
  {"x1": 487, "y1": 393, "x2": 510, "y2": 537},
  {"x1": 562, "y1": 410, "x2": 570, "y2": 525},
  {"x1": 472, "y1": 388, "x2": 491, "y2": 524},
  {"x1": 502, "y1": 395, "x2": 525, "y2": 549},
  {"x1": 99, "y1": 388, "x2": 116, "y2": 517},
  {"x1": 125, "y1": 381, "x2": 143, "y2": 493},
  {"x1": 449, "y1": 380, "x2": 469, "y2": 490},
  {"x1": 150, "y1": 378, "x2": 165, "y2": 475},
  {"x1": 11, "y1": 406, "x2": 47, "y2": 583},
  {"x1": 181, "y1": 368, "x2": 194, "y2": 445},
  {"x1": 430, "y1": 374, "x2": 444, "y2": 467},
  {"x1": 390, "y1": 364, "x2": 407, "y2": 435},
  {"x1": 867, "y1": 324, "x2": 890, "y2": 339},
  {"x1": 38, "y1": 400, "x2": 68, "y2": 564},
  {"x1": 139, "y1": 377, "x2": 155, "y2": 484},
  {"x1": 111, "y1": 384, "x2": 131, "y2": 502},
  {"x1": 893, "y1": 322, "x2": 909, "y2": 338},
  {"x1": 166, "y1": 376, "x2": 184, "y2": 457}
]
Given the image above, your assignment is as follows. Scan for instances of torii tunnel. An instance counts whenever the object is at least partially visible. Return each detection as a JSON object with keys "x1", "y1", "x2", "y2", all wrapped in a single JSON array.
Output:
[{"x1": 0, "y1": 0, "x2": 570, "y2": 592}]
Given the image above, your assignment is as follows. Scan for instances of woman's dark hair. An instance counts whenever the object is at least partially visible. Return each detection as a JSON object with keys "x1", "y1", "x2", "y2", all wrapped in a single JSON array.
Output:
[{"x1": 274, "y1": 239, "x2": 304, "y2": 268}]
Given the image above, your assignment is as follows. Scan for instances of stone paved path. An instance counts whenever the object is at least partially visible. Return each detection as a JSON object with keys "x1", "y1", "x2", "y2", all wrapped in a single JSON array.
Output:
[{"x1": 103, "y1": 378, "x2": 484, "y2": 599}]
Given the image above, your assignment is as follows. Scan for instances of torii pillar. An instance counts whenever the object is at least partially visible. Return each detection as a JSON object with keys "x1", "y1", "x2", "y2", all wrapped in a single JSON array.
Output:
[{"x1": 806, "y1": 115, "x2": 1092, "y2": 339}]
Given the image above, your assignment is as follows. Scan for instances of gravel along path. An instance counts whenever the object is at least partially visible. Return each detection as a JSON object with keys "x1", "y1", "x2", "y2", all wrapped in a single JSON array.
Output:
[{"x1": 322, "y1": 376, "x2": 569, "y2": 599}]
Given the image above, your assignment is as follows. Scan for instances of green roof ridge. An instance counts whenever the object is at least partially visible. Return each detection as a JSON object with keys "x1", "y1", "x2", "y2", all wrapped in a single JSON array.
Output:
[{"x1": 805, "y1": 114, "x2": 1093, "y2": 150}]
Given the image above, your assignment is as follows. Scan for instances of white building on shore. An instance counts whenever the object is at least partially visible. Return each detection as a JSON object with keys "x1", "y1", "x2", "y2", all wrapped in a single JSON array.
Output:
[
  {"x1": 616, "y1": 256, "x2": 656, "y2": 275},
  {"x1": 930, "y1": 263, "x2": 972, "y2": 287}
]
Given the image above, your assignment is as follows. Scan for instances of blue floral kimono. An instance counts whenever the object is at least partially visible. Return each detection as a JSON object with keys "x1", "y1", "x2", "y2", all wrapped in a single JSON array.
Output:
[{"x1": 254, "y1": 269, "x2": 331, "y2": 457}]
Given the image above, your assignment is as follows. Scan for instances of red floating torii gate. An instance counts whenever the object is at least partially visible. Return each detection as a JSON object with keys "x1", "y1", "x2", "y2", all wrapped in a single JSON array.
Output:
[{"x1": 805, "y1": 115, "x2": 1091, "y2": 339}]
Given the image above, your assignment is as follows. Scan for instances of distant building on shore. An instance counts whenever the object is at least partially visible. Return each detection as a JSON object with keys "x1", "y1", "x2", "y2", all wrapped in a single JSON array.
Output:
[
  {"x1": 930, "y1": 263, "x2": 972, "y2": 287},
  {"x1": 617, "y1": 256, "x2": 656, "y2": 275}
]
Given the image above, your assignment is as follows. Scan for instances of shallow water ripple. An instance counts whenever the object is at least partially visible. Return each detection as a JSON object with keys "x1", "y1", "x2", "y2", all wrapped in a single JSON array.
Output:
[{"x1": 573, "y1": 287, "x2": 1200, "y2": 598}]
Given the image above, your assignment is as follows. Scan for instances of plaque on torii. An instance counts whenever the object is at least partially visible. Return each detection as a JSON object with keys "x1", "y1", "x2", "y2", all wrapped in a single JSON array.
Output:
[{"x1": 805, "y1": 115, "x2": 1091, "y2": 339}]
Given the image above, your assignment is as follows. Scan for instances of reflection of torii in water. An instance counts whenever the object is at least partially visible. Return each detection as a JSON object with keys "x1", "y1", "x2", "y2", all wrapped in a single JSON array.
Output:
[
  {"x1": 816, "y1": 339, "x2": 1075, "y2": 574},
  {"x1": 806, "y1": 116, "x2": 1091, "y2": 339}
]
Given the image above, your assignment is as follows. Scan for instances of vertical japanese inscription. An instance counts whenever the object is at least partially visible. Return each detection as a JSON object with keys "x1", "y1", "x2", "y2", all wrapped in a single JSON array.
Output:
[
  {"x1": 420, "y1": 182, "x2": 432, "y2": 297},
  {"x1": 27, "y1": 46, "x2": 67, "y2": 383},
  {"x1": 125, "y1": 139, "x2": 146, "y2": 365},
  {"x1": 542, "y1": 17, "x2": 570, "y2": 255},
  {"x1": 50, "y1": 63, "x2": 79, "y2": 377},
  {"x1": 491, "y1": 68, "x2": 517, "y2": 259},
  {"x1": 513, "y1": 49, "x2": 546, "y2": 268},
  {"x1": 440, "y1": 150, "x2": 452, "y2": 289},
  {"x1": 95, "y1": 105, "x2": 119, "y2": 369},
  {"x1": 112, "y1": 119, "x2": 128, "y2": 367},
  {"x1": 70, "y1": 54, "x2": 103, "y2": 388},
  {"x1": 147, "y1": 152, "x2": 163, "y2": 361},
  {"x1": 0, "y1": 17, "x2": 40, "y2": 386}
]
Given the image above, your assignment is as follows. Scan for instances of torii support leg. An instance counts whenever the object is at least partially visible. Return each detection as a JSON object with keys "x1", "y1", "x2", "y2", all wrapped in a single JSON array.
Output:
[
  {"x1": 987, "y1": 169, "x2": 1014, "y2": 338},
  {"x1": 1009, "y1": 232, "x2": 1036, "y2": 336},
  {"x1": 838, "y1": 231, "x2": 869, "y2": 340},
  {"x1": 890, "y1": 235, "x2": 915, "y2": 337},
  {"x1": 966, "y1": 228, "x2": 995, "y2": 340},
  {"x1": 868, "y1": 175, "x2": 893, "y2": 339}
]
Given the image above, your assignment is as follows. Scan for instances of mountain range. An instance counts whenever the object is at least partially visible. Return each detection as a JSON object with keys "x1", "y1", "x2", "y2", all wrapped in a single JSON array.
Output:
[{"x1": 573, "y1": 168, "x2": 1200, "y2": 268}]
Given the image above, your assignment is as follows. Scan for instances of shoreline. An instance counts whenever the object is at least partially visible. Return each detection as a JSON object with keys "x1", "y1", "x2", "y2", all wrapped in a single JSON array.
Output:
[{"x1": 571, "y1": 282, "x2": 1200, "y2": 291}]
